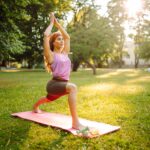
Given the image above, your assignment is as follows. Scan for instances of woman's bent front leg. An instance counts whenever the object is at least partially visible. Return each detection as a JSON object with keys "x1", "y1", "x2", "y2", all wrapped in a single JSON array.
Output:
[{"x1": 66, "y1": 83, "x2": 86, "y2": 130}]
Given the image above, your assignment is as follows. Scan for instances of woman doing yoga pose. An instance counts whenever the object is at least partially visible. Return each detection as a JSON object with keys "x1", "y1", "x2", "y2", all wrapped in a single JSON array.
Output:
[{"x1": 32, "y1": 13, "x2": 88, "y2": 131}]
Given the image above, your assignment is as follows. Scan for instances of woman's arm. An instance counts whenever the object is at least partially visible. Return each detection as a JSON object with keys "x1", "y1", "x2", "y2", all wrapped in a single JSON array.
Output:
[
  {"x1": 54, "y1": 17, "x2": 70, "y2": 54},
  {"x1": 43, "y1": 13, "x2": 54, "y2": 64}
]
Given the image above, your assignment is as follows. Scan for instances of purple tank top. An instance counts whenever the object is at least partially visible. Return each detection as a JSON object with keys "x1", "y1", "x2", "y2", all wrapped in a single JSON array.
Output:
[{"x1": 50, "y1": 52, "x2": 71, "y2": 81}]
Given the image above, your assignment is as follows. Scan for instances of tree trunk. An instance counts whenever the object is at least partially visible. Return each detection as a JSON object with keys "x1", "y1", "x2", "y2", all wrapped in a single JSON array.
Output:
[
  {"x1": 27, "y1": 60, "x2": 33, "y2": 69},
  {"x1": 1, "y1": 60, "x2": 7, "y2": 67},
  {"x1": 118, "y1": 33, "x2": 125, "y2": 68},
  {"x1": 135, "y1": 53, "x2": 139, "y2": 68},
  {"x1": 118, "y1": 59, "x2": 123, "y2": 68},
  {"x1": 72, "y1": 60, "x2": 80, "y2": 72},
  {"x1": 85, "y1": 61, "x2": 96, "y2": 75}
]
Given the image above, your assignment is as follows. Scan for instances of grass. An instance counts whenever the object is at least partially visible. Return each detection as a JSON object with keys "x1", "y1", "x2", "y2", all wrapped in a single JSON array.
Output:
[{"x1": 0, "y1": 68, "x2": 150, "y2": 150}]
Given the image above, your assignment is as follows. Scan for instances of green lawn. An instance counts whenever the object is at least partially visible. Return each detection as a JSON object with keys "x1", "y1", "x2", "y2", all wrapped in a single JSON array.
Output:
[{"x1": 0, "y1": 68, "x2": 150, "y2": 150}]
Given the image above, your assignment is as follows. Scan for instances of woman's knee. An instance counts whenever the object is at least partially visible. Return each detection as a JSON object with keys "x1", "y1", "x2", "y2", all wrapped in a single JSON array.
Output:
[{"x1": 66, "y1": 83, "x2": 77, "y2": 93}]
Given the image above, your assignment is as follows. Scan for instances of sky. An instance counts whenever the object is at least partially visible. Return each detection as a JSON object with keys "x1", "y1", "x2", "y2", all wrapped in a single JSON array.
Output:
[{"x1": 94, "y1": 0, "x2": 110, "y2": 16}]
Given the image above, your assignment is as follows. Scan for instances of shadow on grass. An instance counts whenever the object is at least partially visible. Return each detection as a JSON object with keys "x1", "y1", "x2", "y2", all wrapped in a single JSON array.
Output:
[
  {"x1": 0, "y1": 116, "x2": 31, "y2": 150},
  {"x1": 47, "y1": 128, "x2": 69, "y2": 148}
]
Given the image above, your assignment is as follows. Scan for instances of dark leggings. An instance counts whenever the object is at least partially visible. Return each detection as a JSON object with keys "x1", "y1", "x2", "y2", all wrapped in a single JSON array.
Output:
[{"x1": 46, "y1": 78, "x2": 69, "y2": 101}]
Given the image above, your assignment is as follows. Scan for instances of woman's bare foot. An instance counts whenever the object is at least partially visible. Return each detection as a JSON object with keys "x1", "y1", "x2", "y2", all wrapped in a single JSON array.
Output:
[
  {"x1": 73, "y1": 122, "x2": 99, "y2": 137},
  {"x1": 32, "y1": 107, "x2": 43, "y2": 113},
  {"x1": 73, "y1": 123, "x2": 91, "y2": 137},
  {"x1": 72, "y1": 122, "x2": 88, "y2": 130}
]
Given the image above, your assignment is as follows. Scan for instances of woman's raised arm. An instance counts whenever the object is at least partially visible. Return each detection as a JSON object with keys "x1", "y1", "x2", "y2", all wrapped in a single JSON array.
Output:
[
  {"x1": 54, "y1": 17, "x2": 70, "y2": 54},
  {"x1": 43, "y1": 13, "x2": 54, "y2": 65}
]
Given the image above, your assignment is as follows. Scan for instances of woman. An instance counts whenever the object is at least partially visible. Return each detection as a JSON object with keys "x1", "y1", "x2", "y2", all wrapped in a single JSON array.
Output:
[{"x1": 32, "y1": 13, "x2": 87, "y2": 131}]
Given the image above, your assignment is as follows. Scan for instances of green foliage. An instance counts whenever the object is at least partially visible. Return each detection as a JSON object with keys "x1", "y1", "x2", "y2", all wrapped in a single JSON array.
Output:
[
  {"x1": 139, "y1": 41, "x2": 150, "y2": 60},
  {"x1": 0, "y1": 31, "x2": 25, "y2": 60},
  {"x1": 0, "y1": 0, "x2": 29, "y2": 63},
  {"x1": 0, "y1": 0, "x2": 72, "y2": 67},
  {"x1": 69, "y1": 6, "x2": 115, "y2": 71}
]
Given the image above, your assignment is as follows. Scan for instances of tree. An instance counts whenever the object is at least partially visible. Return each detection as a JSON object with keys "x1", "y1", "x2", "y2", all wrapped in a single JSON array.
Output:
[
  {"x1": 135, "y1": 0, "x2": 150, "y2": 63},
  {"x1": 0, "y1": 0, "x2": 28, "y2": 67},
  {"x1": 107, "y1": 0, "x2": 127, "y2": 68},
  {"x1": 68, "y1": 6, "x2": 115, "y2": 74},
  {"x1": 0, "y1": 0, "x2": 73, "y2": 68},
  {"x1": 128, "y1": 0, "x2": 150, "y2": 67}
]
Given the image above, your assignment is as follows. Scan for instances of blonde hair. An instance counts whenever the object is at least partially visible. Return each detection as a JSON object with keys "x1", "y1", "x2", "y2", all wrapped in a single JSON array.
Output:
[{"x1": 43, "y1": 31, "x2": 62, "y2": 73}]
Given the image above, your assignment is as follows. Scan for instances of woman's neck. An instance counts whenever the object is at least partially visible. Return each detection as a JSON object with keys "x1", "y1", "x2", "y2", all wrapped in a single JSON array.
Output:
[{"x1": 54, "y1": 48, "x2": 62, "y2": 53}]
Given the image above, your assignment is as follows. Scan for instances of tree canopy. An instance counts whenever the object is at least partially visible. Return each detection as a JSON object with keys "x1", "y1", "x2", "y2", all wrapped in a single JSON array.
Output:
[{"x1": 0, "y1": 0, "x2": 149, "y2": 71}]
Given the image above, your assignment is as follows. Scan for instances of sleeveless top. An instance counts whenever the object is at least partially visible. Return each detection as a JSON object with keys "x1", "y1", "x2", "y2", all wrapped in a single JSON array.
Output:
[{"x1": 50, "y1": 52, "x2": 71, "y2": 81}]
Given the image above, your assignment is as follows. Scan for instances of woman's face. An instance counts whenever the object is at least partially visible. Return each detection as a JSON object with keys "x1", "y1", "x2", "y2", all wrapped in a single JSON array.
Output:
[{"x1": 53, "y1": 35, "x2": 64, "y2": 50}]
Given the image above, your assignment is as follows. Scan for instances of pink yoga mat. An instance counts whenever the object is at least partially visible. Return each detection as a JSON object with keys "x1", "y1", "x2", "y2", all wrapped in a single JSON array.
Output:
[{"x1": 11, "y1": 111, "x2": 120, "y2": 138}]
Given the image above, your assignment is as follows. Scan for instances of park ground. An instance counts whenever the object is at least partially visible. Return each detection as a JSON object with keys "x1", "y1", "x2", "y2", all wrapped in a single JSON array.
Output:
[{"x1": 0, "y1": 68, "x2": 150, "y2": 150}]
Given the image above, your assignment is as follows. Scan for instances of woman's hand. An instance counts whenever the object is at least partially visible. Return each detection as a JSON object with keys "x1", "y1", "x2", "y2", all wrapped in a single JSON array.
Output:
[
  {"x1": 54, "y1": 17, "x2": 60, "y2": 28},
  {"x1": 49, "y1": 12, "x2": 55, "y2": 24},
  {"x1": 43, "y1": 13, "x2": 54, "y2": 37}
]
